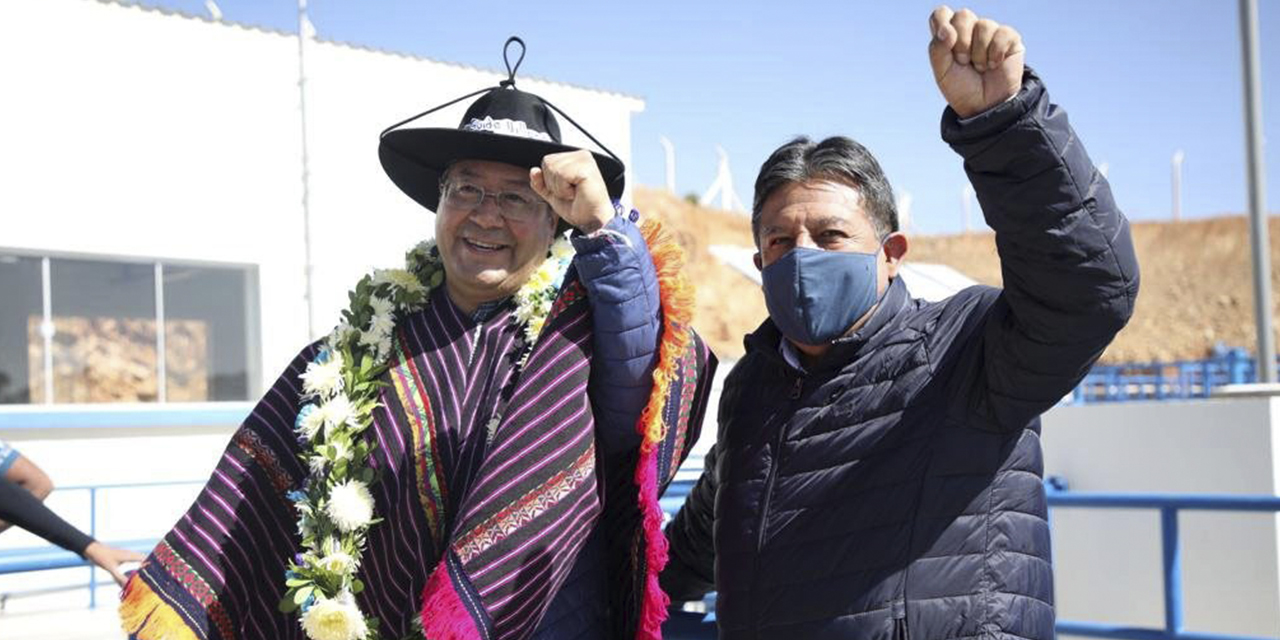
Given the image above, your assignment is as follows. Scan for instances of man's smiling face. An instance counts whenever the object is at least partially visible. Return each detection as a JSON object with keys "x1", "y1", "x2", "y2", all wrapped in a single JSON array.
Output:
[{"x1": 434, "y1": 159, "x2": 557, "y2": 313}]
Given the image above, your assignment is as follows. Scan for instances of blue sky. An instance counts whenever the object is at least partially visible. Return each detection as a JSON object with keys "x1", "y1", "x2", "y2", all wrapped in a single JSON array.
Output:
[{"x1": 142, "y1": 0, "x2": 1278, "y2": 235}]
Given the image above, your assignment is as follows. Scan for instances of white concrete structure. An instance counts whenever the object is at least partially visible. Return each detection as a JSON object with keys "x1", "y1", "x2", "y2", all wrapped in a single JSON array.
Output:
[
  {"x1": 0, "y1": 0, "x2": 644, "y2": 391},
  {"x1": 1043, "y1": 398, "x2": 1280, "y2": 638}
]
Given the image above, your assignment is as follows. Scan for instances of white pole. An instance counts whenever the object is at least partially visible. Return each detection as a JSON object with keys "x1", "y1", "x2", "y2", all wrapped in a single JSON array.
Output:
[
  {"x1": 1171, "y1": 150, "x2": 1185, "y2": 222},
  {"x1": 659, "y1": 136, "x2": 676, "y2": 194},
  {"x1": 297, "y1": 0, "x2": 316, "y2": 340},
  {"x1": 204, "y1": 0, "x2": 222, "y2": 21},
  {"x1": 1239, "y1": 0, "x2": 1275, "y2": 382},
  {"x1": 716, "y1": 146, "x2": 734, "y2": 211}
]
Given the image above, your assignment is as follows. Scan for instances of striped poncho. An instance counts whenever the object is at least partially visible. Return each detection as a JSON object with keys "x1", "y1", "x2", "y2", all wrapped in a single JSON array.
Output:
[{"x1": 120, "y1": 219, "x2": 716, "y2": 640}]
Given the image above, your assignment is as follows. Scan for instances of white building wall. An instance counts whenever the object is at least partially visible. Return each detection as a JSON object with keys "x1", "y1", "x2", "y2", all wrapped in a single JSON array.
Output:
[
  {"x1": 0, "y1": 0, "x2": 644, "y2": 389},
  {"x1": 1, "y1": 0, "x2": 308, "y2": 386}
]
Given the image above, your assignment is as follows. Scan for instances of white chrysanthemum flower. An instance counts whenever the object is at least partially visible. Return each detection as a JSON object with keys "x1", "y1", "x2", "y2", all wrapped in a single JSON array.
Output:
[
  {"x1": 308, "y1": 454, "x2": 328, "y2": 476},
  {"x1": 320, "y1": 395, "x2": 357, "y2": 438},
  {"x1": 301, "y1": 352, "x2": 345, "y2": 399},
  {"x1": 328, "y1": 321, "x2": 356, "y2": 347},
  {"x1": 357, "y1": 328, "x2": 379, "y2": 352},
  {"x1": 550, "y1": 238, "x2": 574, "y2": 261},
  {"x1": 528, "y1": 266, "x2": 553, "y2": 292},
  {"x1": 376, "y1": 335, "x2": 393, "y2": 362},
  {"x1": 326, "y1": 480, "x2": 374, "y2": 533},
  {"x1": 300, "y1": 591, "x2": 368, "y2": 640},
  {"x1": 526, "y1": 317, "x2": 546, "y2": 341},
  {"x1": 318, "y1": 550, "x2": 356, "y2": 576},
  {"x1": 368, "y1": 311, "x2": 395, "y2": 337},
  {"x1": 299, "y1": 407, "x2": 326, "y2": 442},
  {"x1": 371, "y1": 269, "x2": 426, "y2": 295},
  {"x1": 359, "y1": 311, "x2": 395, "y2": 362},
  {"x1": 514, "y1": 302, "x2": 535, "y2": 325},
  {"x1": 368, "y1": 295, "x2": 394, "y2": 317},
  {"x1": 359, "y1": 331, "x2": 393, "y2": 365},
  {"x1": 312, "y1": 536, "x2": 357, "y2": 576}
]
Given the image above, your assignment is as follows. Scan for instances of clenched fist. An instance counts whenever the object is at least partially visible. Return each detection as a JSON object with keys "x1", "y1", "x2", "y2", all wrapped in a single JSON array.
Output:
[
  {"x1": 529, "y1": 150, "x2": 615, "y2": 234},
  {"x1": 928, "y1": 6, "x2": 1026, "y2": 118}
]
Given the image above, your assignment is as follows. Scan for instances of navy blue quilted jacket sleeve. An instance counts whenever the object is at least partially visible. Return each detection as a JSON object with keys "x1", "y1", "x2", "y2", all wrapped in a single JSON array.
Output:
[
  {"x1": 942, "y1": 68, "x2": 1140, "y2": 430},
  {"x1": 572, "y1": 214, "x2": 662, "y2": 454}
]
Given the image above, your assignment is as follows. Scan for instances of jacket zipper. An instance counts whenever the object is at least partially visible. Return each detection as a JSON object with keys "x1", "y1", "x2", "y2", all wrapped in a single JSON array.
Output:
[
  {"x1": 892, "y1": 599, "x2": 908, "y2": 640},
  {"x1": 751, "y1": 374, "x2": 805, "y2": 638},
  {"x1": 755, "y1": 376, "x2": 804, "y2": 550}
]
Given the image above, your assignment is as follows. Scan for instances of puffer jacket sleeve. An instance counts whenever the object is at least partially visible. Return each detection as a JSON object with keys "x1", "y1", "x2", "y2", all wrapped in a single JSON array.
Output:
[
  {"x1": 572, "y1": 213, "x2": 662, "y2": 454},
  {"x1": 661, "y1": 355, "x2": 748, "y2": 601},
  {"x1": 941, "y1": 68, "x2": 1139, "y2": 431},
  {"x1": 660, "y1": 442, "x2": 719, "y2": 601}
]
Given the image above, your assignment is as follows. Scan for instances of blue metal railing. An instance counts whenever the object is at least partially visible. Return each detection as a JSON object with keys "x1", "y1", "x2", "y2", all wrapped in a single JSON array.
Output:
[
  {"x1": 1046, "y1": 482, "x2": 1280, "y2": 640},
  {"x1": 659, "y1": 478, "x2": 1280, "y2": 640},
  {"x1": 0, "y1": 479, "x2": 202, "y2": 608},
  {"x1": 1073, "y1": 347, "x2": 1278, "y2": 404},
  {"x1": 6, "y1": 476, "x2": 1280, "y2": 639}
]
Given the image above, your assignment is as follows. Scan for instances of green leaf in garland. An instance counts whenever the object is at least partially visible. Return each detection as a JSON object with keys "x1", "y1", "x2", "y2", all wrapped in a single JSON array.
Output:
[
  {"x1": 293, "y1": 584, "x2": 315, "y2": 606},
  {"x1": 279, "y1": 592, "x2": 300, "y2": 614}
]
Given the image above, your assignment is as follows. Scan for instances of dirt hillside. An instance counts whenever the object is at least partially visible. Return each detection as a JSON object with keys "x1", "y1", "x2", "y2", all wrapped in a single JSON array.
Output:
[{"x1": 636, "y1": 186, "x2": 1280, "y2": 365}]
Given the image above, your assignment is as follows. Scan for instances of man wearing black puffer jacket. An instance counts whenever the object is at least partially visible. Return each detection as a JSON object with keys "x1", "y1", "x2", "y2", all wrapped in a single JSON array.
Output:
[{"x1": 661, "y1": 6, "x2": 1139, "y2": 640}]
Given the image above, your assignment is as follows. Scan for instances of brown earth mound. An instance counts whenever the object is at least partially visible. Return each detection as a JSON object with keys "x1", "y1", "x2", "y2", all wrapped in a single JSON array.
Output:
[{"x1": 636, "y1": 186, "x2": 1280, "y2": 364}]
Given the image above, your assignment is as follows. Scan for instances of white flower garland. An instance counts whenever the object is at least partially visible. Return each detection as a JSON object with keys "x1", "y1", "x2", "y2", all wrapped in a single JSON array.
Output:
[{"x1": 281, "y1": 237, "x2": 573, "y2": 640}]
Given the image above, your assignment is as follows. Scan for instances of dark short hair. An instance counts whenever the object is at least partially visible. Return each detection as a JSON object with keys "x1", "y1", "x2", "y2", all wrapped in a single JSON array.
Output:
[{"x1": 751, "y1": 136, "x2": 899, "y2": 245}]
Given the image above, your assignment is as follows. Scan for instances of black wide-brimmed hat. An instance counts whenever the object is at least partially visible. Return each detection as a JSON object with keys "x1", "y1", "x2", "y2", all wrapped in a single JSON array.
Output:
[{"x1": 378, "y1": 37, "x2": 626, "y2": 212}]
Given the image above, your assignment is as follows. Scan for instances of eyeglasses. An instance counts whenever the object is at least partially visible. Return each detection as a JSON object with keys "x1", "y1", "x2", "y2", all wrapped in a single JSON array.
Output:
[{"x1": 440, "y1": 180, "x2": 547, "y2": 223}]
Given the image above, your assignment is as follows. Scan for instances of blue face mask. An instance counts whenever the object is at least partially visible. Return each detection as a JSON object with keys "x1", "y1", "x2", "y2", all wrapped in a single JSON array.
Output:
[{"x1": 761, "y1": 246, "x2": 881, "y2": 346}]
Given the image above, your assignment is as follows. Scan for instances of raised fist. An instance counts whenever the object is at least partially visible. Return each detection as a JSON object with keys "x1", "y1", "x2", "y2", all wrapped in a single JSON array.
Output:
[{"x1": 928, "y1": 6, "x2": 1025, "y2": 118}]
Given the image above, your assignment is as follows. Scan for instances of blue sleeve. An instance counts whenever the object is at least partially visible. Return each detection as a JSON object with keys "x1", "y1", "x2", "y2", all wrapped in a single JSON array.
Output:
[
  {"x1": 571, "y1": 212, "x2": 662, "y2": 454},
  {"x1": 0, "y1": 440, "x2": 19, "y2": 476}
]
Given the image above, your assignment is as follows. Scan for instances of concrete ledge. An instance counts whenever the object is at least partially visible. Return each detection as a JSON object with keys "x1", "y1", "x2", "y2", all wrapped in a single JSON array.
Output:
[{"x1": 1213, "y1": 383, "x2": 1280, "y2": 398}]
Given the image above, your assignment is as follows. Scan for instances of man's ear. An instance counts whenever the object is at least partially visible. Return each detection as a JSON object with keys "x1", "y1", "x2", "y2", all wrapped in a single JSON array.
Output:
[
  {"x1": 550, "y1": 207, "x2": 567, "y2": 237},
  {"x1": 753, "y1": 252, "x2": 763, "y2": 272},
  {"x1": 883, "y1": 232, "x2": 909, "y2": 277}
]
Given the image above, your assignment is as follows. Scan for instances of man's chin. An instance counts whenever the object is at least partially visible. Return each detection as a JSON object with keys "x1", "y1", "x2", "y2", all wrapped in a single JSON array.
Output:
[{"x1": 454, "y1": 269, "x2": 515, "y2": 293}]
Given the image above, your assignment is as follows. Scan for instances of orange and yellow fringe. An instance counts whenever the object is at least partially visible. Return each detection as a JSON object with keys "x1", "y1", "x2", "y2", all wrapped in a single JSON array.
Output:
[
  {"x1": 120, "y1": 572, "x2": 199, "y2": 640},
  {"x1": 632, "y1": 216, "x2": 696, "y2": 640}
]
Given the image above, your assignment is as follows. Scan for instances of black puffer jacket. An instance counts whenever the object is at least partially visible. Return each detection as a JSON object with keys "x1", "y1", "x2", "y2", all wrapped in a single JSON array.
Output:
[{"x1": 661, "y1": 70, "x2": 1139, "y2": 640}]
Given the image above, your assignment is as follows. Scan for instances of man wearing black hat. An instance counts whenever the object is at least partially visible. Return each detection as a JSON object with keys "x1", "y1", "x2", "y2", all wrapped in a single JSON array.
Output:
[
  {"x1": 662, "y1": 7, "x2": 1138, "y2": 640},
  {"x1": 120, "y1": 43, "x2": 715, "y2": 640}
]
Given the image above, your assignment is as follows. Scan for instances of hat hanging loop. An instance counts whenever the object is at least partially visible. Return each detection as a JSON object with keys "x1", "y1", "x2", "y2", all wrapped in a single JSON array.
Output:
[
  {"x1": 500, "y1": 36, "x2": 526, "y2": 88},
  {"x1": 380, "y1": 35, "x2": 626, "y2": 188}
]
